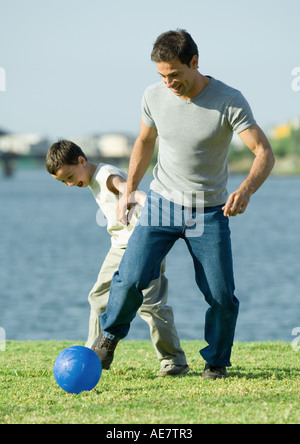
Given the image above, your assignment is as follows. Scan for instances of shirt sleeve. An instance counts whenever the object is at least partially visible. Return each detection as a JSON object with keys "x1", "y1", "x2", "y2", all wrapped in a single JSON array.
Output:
[{"x1": 227, "y1": 91, "x2": 256, "y2": 134}]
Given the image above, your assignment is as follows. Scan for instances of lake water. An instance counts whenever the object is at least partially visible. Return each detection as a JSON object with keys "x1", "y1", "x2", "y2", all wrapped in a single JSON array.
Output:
[{"x1": 1, "y1": 168, "x2": 299, "y2": 344}]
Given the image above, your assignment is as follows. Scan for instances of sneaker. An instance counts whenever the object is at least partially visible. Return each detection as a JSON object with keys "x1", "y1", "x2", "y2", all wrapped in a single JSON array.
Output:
[
  {"x1": 92, "y1": 333, "x2": 119, "y2": 370},
  {"x1": 202, "y1": 363, "x2": 227, "y2": 380},
  {"x1": 157, "y1": 364, "x2": 190, "y2": 377}
]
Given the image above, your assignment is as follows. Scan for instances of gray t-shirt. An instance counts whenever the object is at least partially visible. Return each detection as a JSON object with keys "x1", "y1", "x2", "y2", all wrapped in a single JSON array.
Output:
[{"x1": 142, "y1": 77, "x2": 256, "y2": 207}]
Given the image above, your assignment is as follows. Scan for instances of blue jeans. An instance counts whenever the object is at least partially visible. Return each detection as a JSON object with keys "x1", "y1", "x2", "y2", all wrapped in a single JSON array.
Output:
[{"x1": 100, "y1": 191, "x2": 239, "y2": 367}]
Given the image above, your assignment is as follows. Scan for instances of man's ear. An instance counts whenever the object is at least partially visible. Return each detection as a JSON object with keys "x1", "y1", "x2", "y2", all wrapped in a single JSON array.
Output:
[
  {"x1": 190, "y1": 55, "x2": 199, "y2": 70},
  {"x1": 78, "y1": 156, "x2": 87, "y2": 166}
]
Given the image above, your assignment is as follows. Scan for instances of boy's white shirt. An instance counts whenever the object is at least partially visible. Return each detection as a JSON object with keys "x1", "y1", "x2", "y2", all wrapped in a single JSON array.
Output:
[{"x1": 89, "y1": 163, "x2": 141, "y2": 248}]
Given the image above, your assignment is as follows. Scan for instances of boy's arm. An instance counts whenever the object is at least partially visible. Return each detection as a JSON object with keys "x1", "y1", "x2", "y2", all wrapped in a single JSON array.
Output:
[{"x1": 107, "y1": 174, "x2": 146, "y2": 206}]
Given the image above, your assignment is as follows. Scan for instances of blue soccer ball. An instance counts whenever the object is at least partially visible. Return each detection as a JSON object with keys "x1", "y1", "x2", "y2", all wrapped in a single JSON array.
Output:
[{"x1": 53, "y1": 345, "x2": 102, "y2": 394}]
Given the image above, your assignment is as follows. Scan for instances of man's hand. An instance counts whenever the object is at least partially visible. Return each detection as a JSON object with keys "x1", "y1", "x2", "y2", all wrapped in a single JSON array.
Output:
[
  {"x1": 222, "y1": 187, "x2": 251, "y2": 217},
  {"x1": 117, "y1": 191, "x2": 146, "y2": 225},
  {"x1": 117, "y1": 193, "x2": 132, "y2": 225},
  {"x1": 107, "y1": 174, "x2": 146, "y2": 225}
]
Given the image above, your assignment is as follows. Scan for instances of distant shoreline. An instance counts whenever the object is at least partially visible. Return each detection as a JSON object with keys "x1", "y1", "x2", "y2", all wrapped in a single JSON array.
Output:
[
  {"x1": 228, "y1": 155, "x2": 300, "y2": 176},
  {"x1": 2, "y1": 155, "x2": 300, "y2": 177}
]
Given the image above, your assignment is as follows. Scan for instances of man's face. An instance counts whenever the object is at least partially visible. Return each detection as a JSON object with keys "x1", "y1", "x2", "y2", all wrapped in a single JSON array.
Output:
[
  {"x1": 52, "y1": 156, "x2": 90, "y2": 188},
  {"x1": 156, "y1": 56, "x2": 199, "y2": 100}
]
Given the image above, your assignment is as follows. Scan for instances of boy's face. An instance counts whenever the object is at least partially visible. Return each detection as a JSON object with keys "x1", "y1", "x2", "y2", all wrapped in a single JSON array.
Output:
[{"x1": 52, "y1": 156, "x2": 91, "y2": 188}]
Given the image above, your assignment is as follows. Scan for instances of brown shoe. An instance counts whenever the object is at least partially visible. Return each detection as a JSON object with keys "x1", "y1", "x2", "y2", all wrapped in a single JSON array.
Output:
[
  {"x1": 202, "y1": 363, "x2": 227, "y2": 380},
  {"x1": 92, "y1": 333, "x2": 119, "y2": 370}
]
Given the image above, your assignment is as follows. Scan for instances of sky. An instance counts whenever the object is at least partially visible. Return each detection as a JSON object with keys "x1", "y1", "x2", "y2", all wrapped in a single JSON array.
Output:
[{"x1": 0, "y1": 0, "x2": 299, "y2": 140}]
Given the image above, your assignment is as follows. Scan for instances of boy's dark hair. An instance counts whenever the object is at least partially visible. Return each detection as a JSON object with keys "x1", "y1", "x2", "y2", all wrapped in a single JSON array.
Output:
[
  {"x1": 46, "y1": 139, "x2": 87, "y2": 175},
  {"x1": 151, "y1": 29, "x2": 199, "y2": 67}
]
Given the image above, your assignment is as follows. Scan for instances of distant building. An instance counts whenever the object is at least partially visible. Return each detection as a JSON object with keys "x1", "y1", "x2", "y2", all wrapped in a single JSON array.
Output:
[
  {"x1": 0, "y1": 133, "x2": 48, "y2": 156},
  {"x1": 272, "y1": 123, "x2": 292, "y2": 140},
  {"x1": 69, "y1": 136, "x2": 99, "y2": 158},
  {"x1": 98, "y1": 134, "x2": 134, "y2": 158},
  {"x1": 270, "y1": 116, "x2": 300, "y2": 140},
  {"x1": 71, "y1": 133, "x2": 135, "y2": 159},
  {"x1": 0, "y1": 131, "x2": 135, "y2": 159}
]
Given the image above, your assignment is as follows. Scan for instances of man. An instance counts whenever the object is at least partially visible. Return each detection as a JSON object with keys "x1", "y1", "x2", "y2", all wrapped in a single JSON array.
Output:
[{"x1": 93, "y1": 29, "x2": 275, "y2": 379}]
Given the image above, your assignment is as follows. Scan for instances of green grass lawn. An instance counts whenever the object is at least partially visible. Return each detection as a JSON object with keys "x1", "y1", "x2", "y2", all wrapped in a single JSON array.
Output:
[{"x1": 0, "y1": 340, "x2": 299, "y2": 424}]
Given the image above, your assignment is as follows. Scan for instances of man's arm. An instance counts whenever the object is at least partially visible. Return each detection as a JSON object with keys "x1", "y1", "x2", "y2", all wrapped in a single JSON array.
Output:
[
  {"x1": 222, "y1": 124, "x2": 275, "y2": 217},
  {"x1": 118, "y1": 117, "x2": 158, "y2": 224},
  {"x1": 107, "y1": 174, "x2": 146, "y2": 207}
]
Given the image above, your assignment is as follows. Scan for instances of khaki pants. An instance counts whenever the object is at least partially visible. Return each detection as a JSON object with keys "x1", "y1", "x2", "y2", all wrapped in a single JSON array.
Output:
[{"x1": 85, "y1": 247, "x2": 187, "y2": 367}]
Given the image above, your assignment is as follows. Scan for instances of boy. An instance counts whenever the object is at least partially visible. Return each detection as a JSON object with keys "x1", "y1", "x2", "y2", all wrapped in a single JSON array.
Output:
[{"x1": 46, "y1": 139, "x2": 189, "y2": 376}]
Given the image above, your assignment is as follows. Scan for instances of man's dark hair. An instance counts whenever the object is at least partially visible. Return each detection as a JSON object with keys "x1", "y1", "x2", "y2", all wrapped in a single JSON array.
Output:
[
  {"x1": 151, "y1": 29, "x2": 199, "y2": 66},
  {"x1": 46, "y1": 139, "x2": 87, "y2": 175}
]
